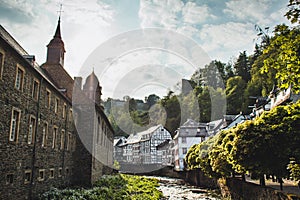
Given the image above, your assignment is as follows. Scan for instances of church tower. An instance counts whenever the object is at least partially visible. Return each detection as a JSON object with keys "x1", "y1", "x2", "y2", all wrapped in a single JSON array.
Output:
[
  {"x1": 46, "y1": 17, "x2": 65, "y2": 66},
  {"x1": 41, "y1": 17, "x2": 74, "y2": 100},
  {"x1": 83, "y1": 70, "x2": 102, "y2": 106}
]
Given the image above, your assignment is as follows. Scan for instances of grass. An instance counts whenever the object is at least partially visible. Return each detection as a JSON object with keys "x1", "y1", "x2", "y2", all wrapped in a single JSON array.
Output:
[{"x1": 39, "y1": 174, "x2": 163, "y2": 200}]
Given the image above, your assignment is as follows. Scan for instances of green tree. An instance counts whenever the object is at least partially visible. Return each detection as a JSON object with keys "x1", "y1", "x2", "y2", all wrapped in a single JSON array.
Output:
[
  {"x1": 234, "y1": 51, "x2": 251, "y2": 82},
  {"x1": 261, "y1": 25, "x2": 300, "y2": 93},
  {"x1": 226, "y1": 76, "x2": 246, "y2": 114},
  {"x1": 285, "y1": 0, "x2": 300, "y2": 24},
  {"x1": 145, "y1": 94, "x2": 160, "y2": 108}
]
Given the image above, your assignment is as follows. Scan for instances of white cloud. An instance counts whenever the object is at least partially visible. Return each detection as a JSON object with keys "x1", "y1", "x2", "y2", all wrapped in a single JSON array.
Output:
[
  {"x1": 199, "y1": 22, "x2": 256, "y2": 61},
  {"x1": 139, "y1": 0, "x2": 183, "y2": 28},
  {"x1": 224, "y1": 0, "x2": 272, "y2": 23},
  {"x1": 139, "y1": 0, "x2": 215, "y2": 29},
  {"x1": 182, "y1": 2, "x2": 215, "y2": 24}
]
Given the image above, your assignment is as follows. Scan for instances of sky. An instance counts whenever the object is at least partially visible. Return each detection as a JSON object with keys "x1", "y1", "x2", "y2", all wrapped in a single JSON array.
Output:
[{"x1": 0, "y1": 0, "x2": 291, "y2": 100}]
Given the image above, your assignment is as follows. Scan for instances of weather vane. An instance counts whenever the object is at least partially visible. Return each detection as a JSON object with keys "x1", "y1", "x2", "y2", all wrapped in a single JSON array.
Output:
[{"x1": 57, "y1": 3, "x2": 64, "y2": 19}]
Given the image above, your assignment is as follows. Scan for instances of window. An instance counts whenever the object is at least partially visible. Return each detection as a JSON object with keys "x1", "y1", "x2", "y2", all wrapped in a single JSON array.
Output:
[
  {"x1": 65, "y1": 168, "x2": 69, "y2": 176},
  {"x1": 69, "y1": 108, "x2": 73, "y2": 122},
  {"x1": 182, "y1": 147, "x2": 187, "y2": 154},
  {"x1": 9, "y1": 108, "x2": 21, "y2": 142},
  {"x1": 181, "y1": 137, "x2": 187, "y2": 143},
  {"x1": 54, "y1": 98, "x2": 59, "y2": 114},
  {"x1": 52, "y1": 127, "x2": 58, "y2": 149},
  {"x1": 42, "y1": 122, "x2": 48, "y2": 147},
  {"x1": 0, "y1": 50, "x2": 4, "y2": 79},
  {"x1": 24, "y1": 170, "x2": 31, "y2": 184},
  {"x1": 62, "y1": 103, "x2": 67, "y2": 118},
  {"x1": 45, "y1": 89, "x2": 51, "y2": 108},
  {"x1": 72, "y1": 135, "x2": 76, "y2": 151},
  {"x1": 15, "y1": 65, "x2": 25, "y2": 90},
  {"x1": 28, "y1": 116, "x2": 36, "y2": 144},
  {"x1": 38, "y1": 169, "x2": 45, "y2": 181},
  {"x1": 32, "y1": 79, "x2": 39, "y2": 100},
  {"x1": 49, "y1": 168, "x2": 54, "y2": 179},
  {"x1": 6, "y1": 173, "x2": 13, "y2": 184},
  {"x1": 58, "y1": 168, "x2": 62, "y2": 177},
  {"x1": 60, "y1": 129, "x2": 65, "y2": 150},
  {"x1": 67, "y1": 132, "x2": 71, "y2": 151}
]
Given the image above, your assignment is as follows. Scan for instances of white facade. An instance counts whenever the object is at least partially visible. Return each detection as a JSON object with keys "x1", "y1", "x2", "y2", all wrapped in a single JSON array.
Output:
[
  {"x1": 173, "y1": 119, "x2": 208, "y2": 171},
  {"x1": 116, "y1": 124, "x2": 172, "y2": 165}
]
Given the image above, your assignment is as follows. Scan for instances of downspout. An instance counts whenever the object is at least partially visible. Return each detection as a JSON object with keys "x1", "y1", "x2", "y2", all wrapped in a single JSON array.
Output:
[
  {"x1": 61, "y1": 102, "x2": 68, "y2": 183},
  {"x1": 29, "y1": 77, "x2": 43, "y2": 199}
]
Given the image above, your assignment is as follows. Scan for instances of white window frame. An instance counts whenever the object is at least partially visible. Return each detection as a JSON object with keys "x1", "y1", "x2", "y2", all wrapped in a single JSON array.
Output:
[
  {"x1": 52, "y1": 126, "x2": 58, "y2": 149},
  {"x1": 9, "y1": 107, "x2": 21, "y2": 142},
  {"x1": 60, "y1": 129, "x2": 65, "y2": 150},
  {"x1": 49, "y1": 168, "x2": 55, "y2": 179},
  {"x1": 32, "y1": 78, "x2": 39, "y2": 100},
  {"x1": 62, "y1": 103, "x2": 67, "y2": 119},
  {"x1": 54, "y1": 97, "x2": 59, "y2": 114},
  {"x1": 45, "y1": 89, "x2": 51, "y2": 108},
  {"x1": 24, "y1": 170, "x2": 32, "y2": 184},
  {"x1": 38, "y1": 169, "x2": 45, "y2": 181},
  {"x1": 15, "y1": 64, "x2": 25, "y2": 91},
  {"x1": 28, "y1": 115, "x2": 36, "y2": 144},
  {"x1": 42, "y1": 122, "x2": 48, "y2": 148}
]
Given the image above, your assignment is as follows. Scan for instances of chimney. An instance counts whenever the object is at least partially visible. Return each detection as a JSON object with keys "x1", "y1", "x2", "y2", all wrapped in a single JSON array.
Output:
[{"x1": 74, "y1": 77, "x2": 82, "y2": 90}]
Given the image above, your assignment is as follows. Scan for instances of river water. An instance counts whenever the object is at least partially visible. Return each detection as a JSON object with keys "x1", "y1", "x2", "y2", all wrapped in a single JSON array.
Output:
[{"x1": 153, "y1": 176, "x2": 222, "y2": 200}]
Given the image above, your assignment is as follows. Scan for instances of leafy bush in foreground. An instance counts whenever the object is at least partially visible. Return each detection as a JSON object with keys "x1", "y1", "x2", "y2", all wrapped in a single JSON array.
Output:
[{"x1": 39, "y1": 174, "x2": 162, "y2": 200}]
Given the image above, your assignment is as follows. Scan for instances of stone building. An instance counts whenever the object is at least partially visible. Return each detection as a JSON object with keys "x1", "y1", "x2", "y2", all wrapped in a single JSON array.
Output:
[{"x1": 0, "y1": 18, "x2": 114, "y2": 200}]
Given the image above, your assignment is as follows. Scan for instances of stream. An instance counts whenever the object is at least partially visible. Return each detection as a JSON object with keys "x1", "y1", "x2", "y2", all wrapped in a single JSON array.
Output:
[{"x1": 153, "y1": 176, "x2": 222, "y2": 200}]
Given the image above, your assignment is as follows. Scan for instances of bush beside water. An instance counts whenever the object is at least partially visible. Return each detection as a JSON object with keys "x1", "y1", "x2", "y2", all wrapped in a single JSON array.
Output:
[{"x1": 40, "y1": 174, "x2": 163, "y2": 200}]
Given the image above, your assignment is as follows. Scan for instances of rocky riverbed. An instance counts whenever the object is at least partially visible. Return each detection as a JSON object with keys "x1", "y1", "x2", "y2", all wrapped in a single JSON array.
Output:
[{"x1": 153, "y1": 176, "x2": 222, "y2": 200}]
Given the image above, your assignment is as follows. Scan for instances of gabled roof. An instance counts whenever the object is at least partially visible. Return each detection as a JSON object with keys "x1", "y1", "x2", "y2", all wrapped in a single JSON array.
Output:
[
  {"x1": 181, "y1": 119, "x2": 200, "y2": 127},
  {"x1": 126, "y1": 124, "x2": 166, "y2": 144},
  {"x1": 225, "y1": 114, "x2": 250, "y2": 129}
]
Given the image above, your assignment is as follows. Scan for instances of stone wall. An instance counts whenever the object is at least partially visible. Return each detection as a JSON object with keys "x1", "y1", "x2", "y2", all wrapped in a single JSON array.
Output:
[
  {"x1": 184, "y1": 169, "x2": 218, "y2": 189},
  {"x1": 218, "y1": 178, "x2": 300, "y2": 200},
  {"x1": 0, "y1": 28, "x2": 114, "y2": 199},
  {"x1": 0, "y1": 36, "x2": 76, "y2": 200}
]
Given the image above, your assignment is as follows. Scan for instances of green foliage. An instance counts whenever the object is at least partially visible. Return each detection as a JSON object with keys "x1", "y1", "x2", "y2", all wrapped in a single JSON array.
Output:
[
  {"x1": 226, "y1": 76, "x2": 246, "y2": 114},
  {"x1": 261, "y1": 25, "x2": 300, "y2": 93},
  {"x1": 285, "y1": 0, "x2": 300, "y2": 24},
  {"x1": 288, "y1": 159, "x2": 300, "y2": 181},
  {"x1": 185, "y1": 101, "x2": 300, "y2": 181},
  {"x1": 234, "y1": 51, "x2": 251, "y2": 82},
  {"x1": 40, "y1": 174, "x2": 163, "y2": 200}
]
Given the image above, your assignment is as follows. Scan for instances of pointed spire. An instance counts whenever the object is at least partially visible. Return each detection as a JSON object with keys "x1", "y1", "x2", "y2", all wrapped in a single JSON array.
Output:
[
  {"x1": 46, "y1": 16, "x2": 65, "y2": 66},
  {"x1": 54, "y1": 17, "x2": 62, "y2": 39}
]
